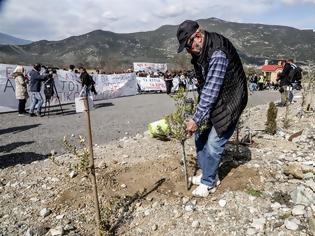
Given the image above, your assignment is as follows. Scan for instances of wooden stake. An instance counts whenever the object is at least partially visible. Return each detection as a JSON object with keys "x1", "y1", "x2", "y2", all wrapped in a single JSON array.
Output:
[{"x1": 83, "y1": 96, "x2": 102, "y2": 236}]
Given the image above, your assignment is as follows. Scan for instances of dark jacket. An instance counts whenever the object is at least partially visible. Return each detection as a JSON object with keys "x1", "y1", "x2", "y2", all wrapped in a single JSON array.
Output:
[
  {"x1": 29, "y1": 69, "x2": 47, "y2": 92},
  {"x1": 191, "y1": 31, "x2": 248, "y2": 137},
  {"x1": 277, "y1": 62, "x2": 292, "y2": 86},
  {"x1": 80, "y1": 71, "x2": 94, "y2": 87}
]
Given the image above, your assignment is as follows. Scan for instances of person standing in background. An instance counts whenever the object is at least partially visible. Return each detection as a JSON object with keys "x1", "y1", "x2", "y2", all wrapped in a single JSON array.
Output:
[
  {"x1": 164, "y1": 70, "x2": 173, "y2": 94},
  {"x1": 29, "y1": 63, "x2": 47, "y2": 117},
  {"x1": 13, "y1": 65, "x2": 29, "y2": 116}
]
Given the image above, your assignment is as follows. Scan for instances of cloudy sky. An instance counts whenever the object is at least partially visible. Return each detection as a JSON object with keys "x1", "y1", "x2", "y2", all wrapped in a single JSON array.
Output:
[{"x1": 0, "y1": 0, "x2": 314, "y2": 41}]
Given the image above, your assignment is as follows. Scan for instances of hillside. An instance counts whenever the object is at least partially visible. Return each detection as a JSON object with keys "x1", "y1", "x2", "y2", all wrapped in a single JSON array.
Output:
[
  {"x1": 0, "y1": 18, "x2": 314, "y2": 70},
  {"x1": 0, "y1": 32, "x2": 32, "y2": 45}
]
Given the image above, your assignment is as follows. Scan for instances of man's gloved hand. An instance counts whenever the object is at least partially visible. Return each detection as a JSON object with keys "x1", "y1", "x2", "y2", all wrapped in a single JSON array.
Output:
[{"x1": 185, "y1": 118, "x2": 198, "y2": 138}]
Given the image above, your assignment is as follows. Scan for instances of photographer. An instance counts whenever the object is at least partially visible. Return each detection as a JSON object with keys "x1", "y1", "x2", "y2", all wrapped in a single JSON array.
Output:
[
  {"x1": 29, "y1": 63, "x2": 48, "y2": 117},
  {"x1": 43, "y1": 69, "x2": 56, "y2": 100}
]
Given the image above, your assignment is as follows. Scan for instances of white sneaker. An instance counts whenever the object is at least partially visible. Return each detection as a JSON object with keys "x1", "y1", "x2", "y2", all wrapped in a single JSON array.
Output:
[
  {"x1": 215, "y1": 176, "x2": 221, "y2": 186},
  {"x1": 189, "y1": 174, "x2": 202, "y2": 185},
  {"x1": 189, "y1": 174, "x2": 221, "y2": 186},
  {"x1": 192, "y1": 183, "x2": 216, "y2": 198}
]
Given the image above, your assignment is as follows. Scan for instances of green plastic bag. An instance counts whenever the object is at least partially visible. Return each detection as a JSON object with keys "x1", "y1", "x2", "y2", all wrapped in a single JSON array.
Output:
[{"x1": 148, "y1": 119, "x2": 170, "y2": 138}]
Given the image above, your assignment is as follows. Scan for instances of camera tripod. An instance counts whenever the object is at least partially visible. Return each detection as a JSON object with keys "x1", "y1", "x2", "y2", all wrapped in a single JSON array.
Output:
[{"x1": 43, "y1": 78, "x2": 64, "y2": 117}]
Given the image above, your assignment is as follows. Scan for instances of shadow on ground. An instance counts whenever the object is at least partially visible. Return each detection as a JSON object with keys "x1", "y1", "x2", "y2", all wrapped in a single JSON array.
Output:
[
  {"x1": 0, "y1": 141, "x2": 35, "y2": 153},
  {"x1": 219, "y1": 144, "x2": 252, "y2": 181},
  {"x1": 190, "y1": 143, "x2": 252, "y2": 184},
  {"x1": 0, "y1": 152, "x2": 47, "y2": 168},
  {"x1": 0, "y1": 124, "x2": 41, "y2": 135},
  {"x1": 94, "y1": 102, "x2": 114, "y2": 109},
  {"x1": 105, "y1": 178, "x2": 165, "y2": 235},
  {"x1": 43, "y1": 102, "x2": 114, "y2": 116},
  {"x1": 42, "y1": 106, "x2": 76, "y2": 117}
]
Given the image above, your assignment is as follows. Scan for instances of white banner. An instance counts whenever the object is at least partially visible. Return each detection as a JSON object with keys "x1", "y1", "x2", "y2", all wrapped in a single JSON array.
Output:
[
  {"x1": 136, "y1": 77, "x2": 166, "y2": 92},
  {"x1": 92, "y1": 73, "x2": 138, "y2": 100},
  {"x1": 172, "y1": 77, "x2": 198, "y2": 92},
  {"x1": 136, "y1": 76, "x2": 197, "y2": 92},
  {"x1": 133, "y1": 62, "x2": 167, "y2": 73},
  {"x1": 0, "y1": 63, "x2": 138, "y2": 113}
]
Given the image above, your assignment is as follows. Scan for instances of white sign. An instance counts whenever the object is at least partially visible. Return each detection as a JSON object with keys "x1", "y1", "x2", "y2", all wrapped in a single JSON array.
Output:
[
  {"x1": 136, "y1": 76, "x2": 197, "y2": 92},
  {"x1": 92, "y1": 73, "x2": 138, "y2": 100},
  {"x1": 0, "y1": 63, "x2": 138, "y2": 113},
  {"x1": 136, "y1": 77, "x2": 166, "y2": 92},
  {"x1": 133, "y1": 62, "x2": 167, "y2": 73}
]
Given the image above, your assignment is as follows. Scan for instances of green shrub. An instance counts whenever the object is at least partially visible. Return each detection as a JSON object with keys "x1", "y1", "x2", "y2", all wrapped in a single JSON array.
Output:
[{"x1": 265, "y1": 102, "x2": 278, "y2": 135}]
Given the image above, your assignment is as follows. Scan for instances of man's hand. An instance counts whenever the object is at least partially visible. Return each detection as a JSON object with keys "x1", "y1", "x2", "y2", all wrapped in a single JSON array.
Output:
[{"x1": 186, "y1": 118, "x2": 198, "y2": 138}]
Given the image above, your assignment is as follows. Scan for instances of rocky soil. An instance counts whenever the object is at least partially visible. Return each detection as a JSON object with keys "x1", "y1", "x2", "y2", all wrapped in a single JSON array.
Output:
[{"x1": 0, "y1": 96, "x2": 315, "y2": 236}]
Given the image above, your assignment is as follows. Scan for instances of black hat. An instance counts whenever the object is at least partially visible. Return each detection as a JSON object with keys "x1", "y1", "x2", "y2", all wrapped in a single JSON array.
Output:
[
  {"x1": 176, "y1": 20, "x2": 199, "y2": 53},
  {"x1": 33, "y1": 63, "x2": 42, "y2": 72}
]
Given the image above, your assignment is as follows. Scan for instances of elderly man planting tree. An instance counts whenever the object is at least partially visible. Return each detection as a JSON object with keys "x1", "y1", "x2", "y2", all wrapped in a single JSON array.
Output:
[{"x1": 177, "y1": 20, "x2": 248, "y2": 197}]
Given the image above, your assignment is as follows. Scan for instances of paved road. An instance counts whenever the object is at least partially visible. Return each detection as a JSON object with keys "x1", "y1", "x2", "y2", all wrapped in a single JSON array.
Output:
[{"x1": 0, "y1": 90, "x2": 280, "y2": 166}]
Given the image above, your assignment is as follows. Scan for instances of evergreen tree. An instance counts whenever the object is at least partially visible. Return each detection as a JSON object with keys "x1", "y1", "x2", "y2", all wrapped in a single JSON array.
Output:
[{"x1": 265, "y1": 102, "x2": 278, "y2": 135}]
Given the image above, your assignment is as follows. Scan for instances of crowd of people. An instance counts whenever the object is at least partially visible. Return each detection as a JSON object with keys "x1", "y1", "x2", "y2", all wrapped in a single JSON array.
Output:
[
  {"x1": 248, "y1": 74, "x2": 282, "y2": 92},
  {"x1": 12, "y1": 64, "x2": 97, "y2": 117},
  {"x1": 12, "y1": 62, "x2": 199, "y2": 118},
  {"x1": 136, "y1": 69, "x2": 196, "y2": 94},
  {"x1": 12, "y1": 63, "x2": 50, "y2": 117},
  {"x1": 12, "y1": 59, "x2": 302, "y2": 119}
]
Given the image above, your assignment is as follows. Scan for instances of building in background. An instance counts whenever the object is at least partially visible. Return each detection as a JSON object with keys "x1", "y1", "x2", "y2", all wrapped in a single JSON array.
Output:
[{"x1": 260, "y1": 60, "x2": 285, "y2": 83}]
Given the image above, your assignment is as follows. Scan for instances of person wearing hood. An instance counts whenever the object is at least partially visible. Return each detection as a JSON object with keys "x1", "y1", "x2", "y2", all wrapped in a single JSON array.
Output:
[{"x1": 13, "y1": 65, "x2": 29, "y2": 116}]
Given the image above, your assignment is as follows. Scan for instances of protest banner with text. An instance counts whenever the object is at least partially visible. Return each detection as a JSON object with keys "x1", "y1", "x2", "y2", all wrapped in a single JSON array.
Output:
[{"x1": 0, "y1": 63, "x2": 138, "y2": 113}]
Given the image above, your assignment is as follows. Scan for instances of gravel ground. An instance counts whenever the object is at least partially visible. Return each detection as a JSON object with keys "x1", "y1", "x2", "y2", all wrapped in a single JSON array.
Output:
[
  {"x1": 0, "y1": 90, "x2": 280, "y2": 167},
  {"x1": 0, "y1": 92, "x2": 314, "y2": 236}
]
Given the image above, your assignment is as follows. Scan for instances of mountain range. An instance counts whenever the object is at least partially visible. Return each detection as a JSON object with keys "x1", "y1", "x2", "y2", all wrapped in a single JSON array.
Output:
[
  {"x1": 0, "y1": 32, "x2": 32, "y2": 45},
  {"x1": 0, "y1": 17, "x2": 314, "y2": 71}
]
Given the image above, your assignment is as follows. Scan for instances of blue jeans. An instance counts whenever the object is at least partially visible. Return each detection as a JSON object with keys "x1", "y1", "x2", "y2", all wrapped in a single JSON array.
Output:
[
  {"x1": 288, "y1": 87, "x2": 293, "y2": 103},
  {"x1": 195, "y1": 124, "x2": 236, "y2": 187},
  {"x1": 29, "y1": 92, "x2": 43, "y2": 114},
  {"x1": 249, "y1": 83, "x2": 257, "y2": 92}
]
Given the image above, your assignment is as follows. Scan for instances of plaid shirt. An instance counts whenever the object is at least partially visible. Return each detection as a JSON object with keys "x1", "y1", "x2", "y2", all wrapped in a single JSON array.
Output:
[{"x1": 193, "y1": 50, "x2": 229, "y2": 126}]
